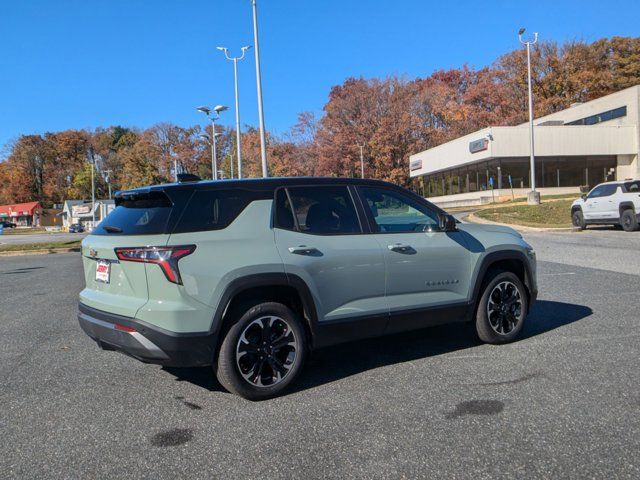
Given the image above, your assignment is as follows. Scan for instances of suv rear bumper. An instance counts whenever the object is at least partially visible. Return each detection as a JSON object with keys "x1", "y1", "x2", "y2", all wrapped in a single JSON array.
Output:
[{"x1": 78, "y1": 303, "x2": 216, "y2": 367}]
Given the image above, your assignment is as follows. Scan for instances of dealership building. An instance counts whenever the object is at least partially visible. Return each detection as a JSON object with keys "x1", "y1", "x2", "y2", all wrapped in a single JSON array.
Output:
[{"x1": 409, "y1": 85, "x2": 640, "y2": 202}]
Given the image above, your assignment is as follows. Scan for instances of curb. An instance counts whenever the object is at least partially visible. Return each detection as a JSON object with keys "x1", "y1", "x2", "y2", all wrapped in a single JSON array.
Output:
[
  {"x1": 0, "y1": 247, "x2": 81, "y2": 257},
  {"x1": 463, "y1": 212, "x2": 576, "y2": 233}
]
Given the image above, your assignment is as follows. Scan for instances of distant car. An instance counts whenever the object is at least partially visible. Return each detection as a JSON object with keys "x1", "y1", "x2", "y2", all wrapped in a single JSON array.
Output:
[
  {"x1": 571, "y1": 180, "x2": 640, "y2": 232},
  {"x1": 0, "y1": 221, "x2": 17, "y2": 229},
  {"x1": 69, "y1": 223, "x2": 85, "y2": 233}
]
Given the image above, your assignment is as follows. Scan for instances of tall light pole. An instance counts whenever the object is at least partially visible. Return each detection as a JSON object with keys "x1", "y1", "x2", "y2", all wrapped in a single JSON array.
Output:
[
  {"x1": 358, "y1": 144, "x2": 365, "y2": 179},
  {"x1": 218, "y1": 45, "x2": 251, "y2": 179},
  {"x1": 519, "y1": 28, "x2": 540, "y2": 205},
  {"x1": 251, "y1": 0, "x2": 268, "y2": 177},
  {"x1": 103, "y1": 169, "x2": 112, "y2": 199},
  {"x1": 169, "y1": 145, "x2": 179, "y2": 182},
  {"x1": 86, "y1": 146, "x2": 96, "y2": 228},
  {"x1": 197, "y1": 105, "x2": 228, "y2": 180},
  {"x1": 91, "y1": 158, "x2": 95, "y2": 227}
]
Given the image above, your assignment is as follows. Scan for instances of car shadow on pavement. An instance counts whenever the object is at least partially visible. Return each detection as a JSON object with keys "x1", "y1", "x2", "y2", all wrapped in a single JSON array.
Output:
[{"x1": 163, "y1": 300, "x2": 592, "y2": 396}]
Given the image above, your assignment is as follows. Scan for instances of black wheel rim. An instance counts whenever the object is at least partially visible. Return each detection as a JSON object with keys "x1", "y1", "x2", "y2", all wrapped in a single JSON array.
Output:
[
  {"x1": 486, "y1": 281, "x2": 523, "y2": 335},
  {"x1": 236, "y1": 316, "x2": 297, "y2": 388}
]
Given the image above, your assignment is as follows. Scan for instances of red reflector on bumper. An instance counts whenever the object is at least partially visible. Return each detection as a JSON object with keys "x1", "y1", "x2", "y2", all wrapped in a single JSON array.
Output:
[{"x1": 115, "y1": 323, "x2": 136, "y2": 333}]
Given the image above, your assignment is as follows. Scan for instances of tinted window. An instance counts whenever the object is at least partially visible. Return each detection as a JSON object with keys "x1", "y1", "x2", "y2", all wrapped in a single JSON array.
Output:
[
  {"x1": 360, "y1": 187, "x2": 439, "y2": 233},
  {"x1": 283, "y1": 186, "x2": 361, "y2": 234},
  {"x1": 274, "y1": 189, "x2": 295, "y2": 230},
  {"x1": 173, "y1": 189, "x2": 256, "y2": 233},
  {"x1": 566, "y1": 106, "x2": 627, "y2": 126},
  {"x1": 589, "y1": 184, "x2": 617, "y2": 198},
  {"x1": 93, "y1": 191, "x2": 173, "y2": 235},
  {"x1": 624, "y1": 181, "x2": 640, "y2": 193}
]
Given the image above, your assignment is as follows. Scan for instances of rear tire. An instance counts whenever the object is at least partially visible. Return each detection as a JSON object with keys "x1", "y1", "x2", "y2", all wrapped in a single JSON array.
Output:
[
  {"x1": 475, "y1": 270, "x2": 528, "y2": 344},
  {"x1": 216, "y1": 302, "x2": 307, "y2": 400},
  {"x1": 620, "y1": 209, "x2": 639, "y2": 232},
  {"x1": 572, "y1": 210, "x2": 586, "y2": 230}
]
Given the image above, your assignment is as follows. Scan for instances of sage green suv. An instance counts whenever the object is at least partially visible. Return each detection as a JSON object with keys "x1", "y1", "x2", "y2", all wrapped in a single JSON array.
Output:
[{"x1": 78, "y1": 177, "x2": 537, "y2": 400}]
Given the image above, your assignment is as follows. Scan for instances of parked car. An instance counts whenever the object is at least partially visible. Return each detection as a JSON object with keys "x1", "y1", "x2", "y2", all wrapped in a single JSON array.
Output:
[
  {"x1": 78, "y1": 177, "x2": 537, "y2": 400},
  {"x1": 69, "y1": 223, "x2": 85, "y2": 233},
  {"x1": 0, "y1": 221, "x2": 17, "y2": 228},
  {"x1": 571, "y1": 179, "x2": 640, "y2": 231}
]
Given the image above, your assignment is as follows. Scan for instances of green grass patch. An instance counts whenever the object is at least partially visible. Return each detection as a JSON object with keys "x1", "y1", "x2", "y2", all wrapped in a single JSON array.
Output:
[
  {"x1": 475, "y1": 199, "x2": 574, "y2": 228},
  {"x1": 500, "y1": 193, "x2": 580, "y2": 203},
  {"x1": 2, "y1": 227, "x2": 50, "y2": 235},
  {"x1": 0, "y1": 240, "x2": 82, "y2": 253}
]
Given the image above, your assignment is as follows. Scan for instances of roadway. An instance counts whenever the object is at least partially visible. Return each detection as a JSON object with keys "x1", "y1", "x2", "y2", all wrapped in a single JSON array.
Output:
[{"x1": 1, "y1": 229, "x2": 639, "y2": 478}]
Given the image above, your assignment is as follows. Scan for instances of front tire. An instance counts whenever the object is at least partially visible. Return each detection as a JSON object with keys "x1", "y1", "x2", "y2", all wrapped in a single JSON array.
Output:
[
  {"x1": 572, "y1": 210, "x2": 586, "y2": 230},
  {"x1": 475, "y1": 271, "x2": 528, "y2": 344},
  {"x1": 216, "y1": 302, "x2": 307, "y2": 400},
  {"x1": 620, "y1": 209, "x2": 639, "y2": 232}
]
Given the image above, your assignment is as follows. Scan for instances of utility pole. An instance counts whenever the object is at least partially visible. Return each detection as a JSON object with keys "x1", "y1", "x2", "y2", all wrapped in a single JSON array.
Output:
[
  {"x1": 359, "y1": 144, "x2": 365, "y2": 179},
  {"x1": 218, "y1": 46, "x2": 251, "y2": 179},
  {"x1": 519, "y1": 28, "x2": 540, "y2": 205},
  {"x1": 251, "y1": 0, "x2": 268, "y2": 177}
]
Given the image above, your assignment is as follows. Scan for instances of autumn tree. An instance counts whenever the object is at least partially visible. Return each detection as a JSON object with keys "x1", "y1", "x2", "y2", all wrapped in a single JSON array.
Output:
[
  {"x1": 1, "y1": 36, "x2": 638, "y2": 202},
  {"x1": 3, "y1": 135, "x2": 50, "y2": 203}
]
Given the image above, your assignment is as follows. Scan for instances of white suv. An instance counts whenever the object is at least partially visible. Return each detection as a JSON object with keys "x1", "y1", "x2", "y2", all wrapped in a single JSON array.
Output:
[{"x1": 571, "y1": 180, "x2": 640, "y2": 232}]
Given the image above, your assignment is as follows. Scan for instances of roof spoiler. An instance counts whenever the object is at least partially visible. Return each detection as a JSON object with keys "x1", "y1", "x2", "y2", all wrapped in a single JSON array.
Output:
[{"x1": 177, "y1": 173, "x2": 202, "y2": 183}]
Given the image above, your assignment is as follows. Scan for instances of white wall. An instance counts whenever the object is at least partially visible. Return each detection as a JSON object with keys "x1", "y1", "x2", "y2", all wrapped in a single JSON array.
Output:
[
  {"x1": 531, "y1": 85, "x2": 640, "y2": 127},
  {"x1": 410, "y1": 125, "x2": 638, "y2": 176},
  {"x1": 410, "y1": 85, "x2": 640, "y2": 179}
]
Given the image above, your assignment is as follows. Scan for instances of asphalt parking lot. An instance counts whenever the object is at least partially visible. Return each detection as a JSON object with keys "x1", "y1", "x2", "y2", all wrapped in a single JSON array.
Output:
[{"x1": 1, "y1": 228, "x2": 639, "y2": 478}]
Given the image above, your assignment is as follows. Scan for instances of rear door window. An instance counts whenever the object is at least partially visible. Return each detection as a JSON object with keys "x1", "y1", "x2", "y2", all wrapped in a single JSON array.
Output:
[
  {"x1": 173, "y1": 189, "x2": 259, "y2": 234},
  {"x1": 279, "y1": 186, "x2": 362, "y2": 235}
]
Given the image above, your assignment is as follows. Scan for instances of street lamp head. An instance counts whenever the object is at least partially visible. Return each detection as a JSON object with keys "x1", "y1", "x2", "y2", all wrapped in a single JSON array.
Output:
[
  {"x1": 242, "y1": 45, "x2": 252, "y2": 52},
  {"x1": 196, "y1": 106, "x2": 211, "y2": 115},
  {"x1": 518, "y1": 27, "x2": 526, "y2": 35},
  {"x1": 199, "y1": 133, "x2": 211, "y2": 142},
  {"x1": 216, "y1": 46, "x2": 227, "y2": 52},
  {"x1": 213, "y1": 105, "x2": 229, "y2": 114}
]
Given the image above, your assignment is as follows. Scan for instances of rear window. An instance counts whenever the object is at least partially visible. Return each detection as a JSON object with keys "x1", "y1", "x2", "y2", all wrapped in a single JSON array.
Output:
[
  {"x1": 623, "y1": 181, "x2": 640, "y2": 193},
  {"x1": 172, "y1": 189, "x2": 260, "y2": 234},
  {"x1": 93, "y1": 191, "x2": 173, "y2": 235},
  {"x1": 277, "y1": 186, "x2": 361, "y2": 235}
]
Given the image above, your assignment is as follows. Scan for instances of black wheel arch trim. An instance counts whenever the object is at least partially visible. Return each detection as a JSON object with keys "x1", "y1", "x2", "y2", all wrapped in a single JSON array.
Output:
[
  {"x1": 210, "y1": 272, "x2": 319, "y2": 340},
  {"x1": 619, "y1": 201, "x2": 636, "y2": 214},
  {"x1": 470, "y1": 250, "x2": 536, "y2": 315}
]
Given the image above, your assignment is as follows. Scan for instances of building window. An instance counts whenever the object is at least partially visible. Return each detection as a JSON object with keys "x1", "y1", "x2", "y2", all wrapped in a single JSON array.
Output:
[{"x1": 565, "y1": 106, "x2": 627, "y2": 126}]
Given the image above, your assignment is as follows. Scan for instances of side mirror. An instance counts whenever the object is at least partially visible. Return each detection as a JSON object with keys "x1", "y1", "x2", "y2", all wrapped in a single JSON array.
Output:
[
  {"x1": 581, "y1": 194, "x2": 587, "y2": 201},
  {"x1": 439, "y1": 213, "x2": 457, "y2": 232}
]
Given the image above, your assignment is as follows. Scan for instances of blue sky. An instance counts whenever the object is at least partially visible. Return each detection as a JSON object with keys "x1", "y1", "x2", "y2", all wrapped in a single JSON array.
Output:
[{"x1": 1, "y1": 0, "x2": 638, "y2": 153}]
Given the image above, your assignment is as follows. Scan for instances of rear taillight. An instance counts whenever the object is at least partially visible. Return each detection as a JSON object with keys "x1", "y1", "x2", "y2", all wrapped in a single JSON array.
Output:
[{"x1": 114, "y1": 245, "x2": 196, "y2": 285}]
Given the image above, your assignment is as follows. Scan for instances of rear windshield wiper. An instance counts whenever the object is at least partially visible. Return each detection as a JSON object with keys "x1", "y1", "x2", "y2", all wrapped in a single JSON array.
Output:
[{"x1": 103, "y1": 225, "x2": 123, "y2": 233}]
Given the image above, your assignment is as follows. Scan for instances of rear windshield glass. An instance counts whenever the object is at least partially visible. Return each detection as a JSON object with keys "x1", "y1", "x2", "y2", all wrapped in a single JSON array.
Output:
[
  {"x1": 93, "y1": 191, "x2": 173, "y2": 235},
  {"x1": 624, "y1": 181, "x2": 640, "y2": 193}
]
